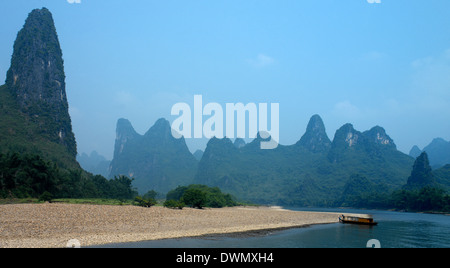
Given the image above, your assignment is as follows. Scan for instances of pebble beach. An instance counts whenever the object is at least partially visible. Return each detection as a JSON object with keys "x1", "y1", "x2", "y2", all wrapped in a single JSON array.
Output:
[{"x1": 0, "y1": 203, "x2": 343, "y2": 248}]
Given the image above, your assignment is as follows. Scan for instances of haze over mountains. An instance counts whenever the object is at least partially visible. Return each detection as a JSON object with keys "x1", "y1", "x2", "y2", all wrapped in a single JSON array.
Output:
[
  {"x1": 409, "y1": 138, "x2": 450, "y2": 169},
  {"x1": 105, "y1": 114, "x2": 448, "y2": 205},
  {"x1": 194, "y1": 115, "x2": 416, "y2": 205},
  {"x1": 109, "y1": 118, "x2": 198, "y2": 194},
  {"x1": 102, "y1": 113, "x2": 450, "y2": 205},
  {"x1": 77, "y1": 151, "x2": 110, "y2": 178},
  {"x1": 1, "y1": 7, "x2": 450, "y2": 207}
]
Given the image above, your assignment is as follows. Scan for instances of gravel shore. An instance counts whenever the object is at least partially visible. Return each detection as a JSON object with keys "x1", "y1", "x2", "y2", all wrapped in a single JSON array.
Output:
[{"x1": 0, "y1": 203, "x2": 343, "y2": 248}]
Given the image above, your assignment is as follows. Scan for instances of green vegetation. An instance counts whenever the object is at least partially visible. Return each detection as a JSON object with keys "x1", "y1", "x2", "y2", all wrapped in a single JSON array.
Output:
[
  {"x1": 0, "y1": 85, "x2": 78, "y2": 169},
  {"x1": 334, "y1": 174, "x2": 450, "y2": 212},
  {"x1": 166, "y1": 184, "x2": 237, "y2": 209},
  {"x1": 337, "y1": 174, "x2": 391, "y2": 209},
  {"x1": 434, "y1": 164, "x2": 450, "y2": 189},
  {"x1": 405, "y1": 152, "x2": 436, "y2": 190},
  {"x1": 334, "y1": 153, "x2": 450, "y2": 212},
  {"x1": 390, "y1": 187, "x2": 450, "y2": 212},
  {"x1": 182, "y1": 188, "x2": 207, "y2": 209},
  {"x1": 51, "y1": 198, "x2": 134, "y2": 206},
  {"x1": 195, "y1": 122, "x2": 415, "y2": 207},
  {"x1": 163, "y1": 199, "x2": 185, "y2": 209},
  {"x1": 392, "y1": 152, "x2": 449, "y2": 212},
  {"x1": 0, "y1": 198, "x2": 134, "y2": 205},
  {"x1": 134, "y1": 195, "x2": 157, "y2": 207},
  {"x1": 193, "y1": 119, "x2": 450, "y2": 211},
  {"x1": 38, "y1": 191, "x2": 53, "y2": 202},
  {"x1": 124, "y1": 190, "x2": 163, "y2": 208},
  {"x1": 0, "y1": 152, "x2": 137, "y2": 200}
]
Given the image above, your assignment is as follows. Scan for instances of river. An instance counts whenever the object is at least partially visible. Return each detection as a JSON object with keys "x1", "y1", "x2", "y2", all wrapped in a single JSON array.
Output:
[{"x1": 97, "y1": 208, "x2": 450, "y2": 248}]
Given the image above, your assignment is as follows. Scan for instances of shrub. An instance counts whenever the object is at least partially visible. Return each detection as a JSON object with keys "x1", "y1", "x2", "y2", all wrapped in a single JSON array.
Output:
[
  {"x1": 164, "y1": 199, "x2": 185, "y2": 209},
  {"x1": 166, "y1": 184, "x2": 237, "y2": 208},
  {"x1": 134, "y1": 196, "x2": 157, "y2": 208},
  {"x1": 39, "y1": 191, "x2": 53, "y2": 202}
]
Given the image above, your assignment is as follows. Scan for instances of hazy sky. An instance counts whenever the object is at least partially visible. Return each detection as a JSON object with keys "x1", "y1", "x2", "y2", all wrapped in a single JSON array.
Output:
[{"x1": 1, "y1": 0, "x2": 450, "y2": 159}]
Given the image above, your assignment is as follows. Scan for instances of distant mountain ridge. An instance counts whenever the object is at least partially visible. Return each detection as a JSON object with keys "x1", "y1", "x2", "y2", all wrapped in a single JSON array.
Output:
[
  {"x1": 193, "y1": 115, "x2": 414, "y2": 205},
  {"x1": 108, "y1": 115, "x2": 418, "y2": 205},
  {"x1": 109, "y1": 118, "x2": 198, "y2": 194},
  {"x1": 409, "y1": 138, "x2": 450, "y2": 168},
  {"x1": 77, "y1": 151, "x2": 111, "y2": 178}
]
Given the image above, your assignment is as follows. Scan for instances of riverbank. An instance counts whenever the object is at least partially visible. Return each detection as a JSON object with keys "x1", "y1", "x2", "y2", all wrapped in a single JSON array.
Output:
[{"x1": 0, "y1": 203, "x2": 347, "y2": 248}]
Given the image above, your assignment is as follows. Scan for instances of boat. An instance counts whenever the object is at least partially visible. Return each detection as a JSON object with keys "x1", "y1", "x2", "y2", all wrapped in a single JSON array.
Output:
[{"x1": 339, "y1": 215, "x2": 378, "y2": 226}]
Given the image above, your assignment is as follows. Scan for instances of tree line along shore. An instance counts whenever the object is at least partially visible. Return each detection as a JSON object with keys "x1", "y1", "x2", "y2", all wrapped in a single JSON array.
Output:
[{"x1": 1, "y1": 152, "x2": 449, "y2": 213}]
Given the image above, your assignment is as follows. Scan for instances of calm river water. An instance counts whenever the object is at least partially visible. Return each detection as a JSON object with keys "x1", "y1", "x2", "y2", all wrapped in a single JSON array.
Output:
[{"x1": 98, "y1": 208, "x2": 450, "y2": 248}]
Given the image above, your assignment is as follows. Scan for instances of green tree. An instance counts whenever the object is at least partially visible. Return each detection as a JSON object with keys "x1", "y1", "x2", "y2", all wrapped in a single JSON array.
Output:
[
  {"x1": 182, "y1": 188, "x2": 207, "y2": 209},
  {"x1": 134, "y1": 196, "x2": 157, "y2": 207},
  {"x1": 0, "y1": 152, "x2": 139, "y2": 200},
  {"x1": 108, "y1": 175, "x2": 137, "y2": 199},
  {"x1": 390, "y1": 187, "x2": 449, "y2": 212},
  {"x1": 166, "y1": 184, "x2": 237, "y2": 208},
  {"x1": 207, "y1": 193, "x2": 227, "y2": 208},
  {"x1": 143, "y1": 190, "x2": 158, "y2": 200},
  {"x1": 166, "y1": 186, "x2": 188, "y2": 201}
]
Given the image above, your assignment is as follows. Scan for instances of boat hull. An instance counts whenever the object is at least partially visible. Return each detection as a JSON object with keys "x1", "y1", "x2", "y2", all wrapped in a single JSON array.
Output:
[
  {"x1": 339, "y1": 215, "x2": 378, "y2": 226},
  {"x1": 339, "y1": 220, "x2": 378, "y2": 226}
]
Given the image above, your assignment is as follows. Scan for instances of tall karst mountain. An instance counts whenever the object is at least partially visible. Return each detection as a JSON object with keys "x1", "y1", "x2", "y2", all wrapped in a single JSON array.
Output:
[
  {"x1": 296, "y1": 114, "x2": 331, "y2": 153},
  {"x1": 405, "y1": 152, "x2": 436, "y2": 190},
  {"x1": 195, "y1": 115, "x2": 414, "y2": 205},
  {"x1": 109, "y1": 118, "x2": 198, "y2": 194},
  {"x1": 0, "y1": 8, "x2": 78, "y2": 168}
]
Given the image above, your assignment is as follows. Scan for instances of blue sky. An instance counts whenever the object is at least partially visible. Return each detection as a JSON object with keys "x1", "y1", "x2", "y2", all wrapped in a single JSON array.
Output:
[{"x1": 1, "y1": 0, "x2": 450, "y2": 159}]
